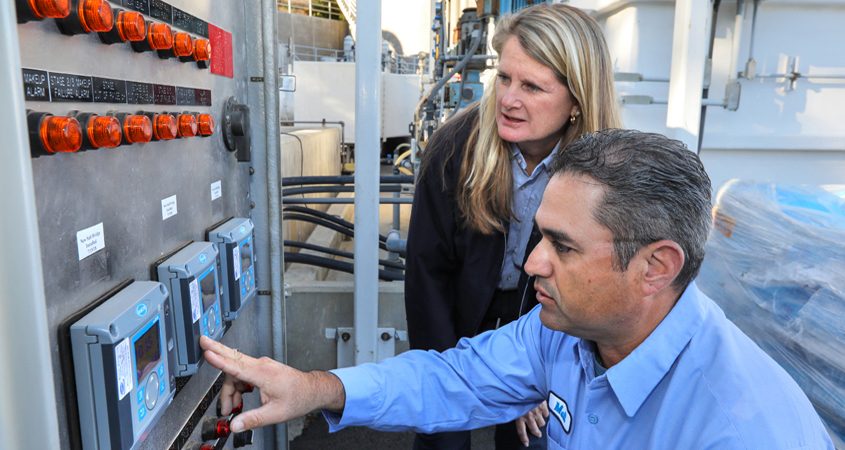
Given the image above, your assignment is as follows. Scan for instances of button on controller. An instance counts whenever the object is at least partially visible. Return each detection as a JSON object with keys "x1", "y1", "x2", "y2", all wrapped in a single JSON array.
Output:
[{"x1": 144, "y1": 371, "x2": 159, "y2": 411}]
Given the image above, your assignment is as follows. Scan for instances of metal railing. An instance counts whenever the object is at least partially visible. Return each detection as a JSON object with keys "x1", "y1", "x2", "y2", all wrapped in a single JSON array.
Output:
[{"x1": 277, "y1": 0, "x2": 344, "y2": 21}]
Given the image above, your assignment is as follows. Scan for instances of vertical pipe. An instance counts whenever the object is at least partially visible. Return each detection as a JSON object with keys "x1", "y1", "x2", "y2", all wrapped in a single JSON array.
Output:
[
  {"x1": 260, "y1": 0, "x2": 285, "y2": 447},
  {"x1": 0, "y1": 3, "x2": 61, "y2": 450},
  {"x1": 354, "y1": 0, "x2": 382, "y2": 365}
]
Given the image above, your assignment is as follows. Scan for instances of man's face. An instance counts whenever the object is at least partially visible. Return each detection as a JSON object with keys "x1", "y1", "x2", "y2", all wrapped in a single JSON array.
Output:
[{"x1": 524, "y1": 174, "x2": 641, "y2": 339}]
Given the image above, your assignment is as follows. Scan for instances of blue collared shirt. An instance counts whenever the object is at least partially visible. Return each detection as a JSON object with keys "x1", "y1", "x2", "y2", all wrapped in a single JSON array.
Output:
[
  {"x1": 498, "y1": 143, "x2": 559, "y2": 290},
  {"x1": 327, "y1": 283, "x2": 833, "y2": 449}
]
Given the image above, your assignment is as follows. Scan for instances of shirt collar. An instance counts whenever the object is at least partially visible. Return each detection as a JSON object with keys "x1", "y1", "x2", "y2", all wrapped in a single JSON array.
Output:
[
  {"x1": 604, "y1": 282, "x2": 707, "y2": 417},
  {"x1": 510, "y1": 141, "x2": 561, "y2": 174}
]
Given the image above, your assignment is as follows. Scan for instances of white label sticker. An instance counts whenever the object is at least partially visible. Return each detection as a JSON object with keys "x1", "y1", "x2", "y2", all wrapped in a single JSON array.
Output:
[
  {"x1": 210, "y1": 180, "x2": 222, "y2": 201},
  {"x1": 233, "y1": 246, "x2": 242, "y2": 281},
  {"x1": 161, "y1": 195, "x2": 178, "y2": 220},
  {"x1": 189, "y1": 279, "x2": 201, "y2": 323},
  {"x1": 76, "y1": 222, "x2": 105, "y2": 261},
  {"x1": 115, "y1": 338, "x2": 133, "y2": 401}
]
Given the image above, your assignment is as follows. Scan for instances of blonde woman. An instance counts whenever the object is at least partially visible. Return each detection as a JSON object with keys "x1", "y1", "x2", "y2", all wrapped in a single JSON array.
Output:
[{"x1": 404, "y1": 4, "x2": 621, "y2": 449}]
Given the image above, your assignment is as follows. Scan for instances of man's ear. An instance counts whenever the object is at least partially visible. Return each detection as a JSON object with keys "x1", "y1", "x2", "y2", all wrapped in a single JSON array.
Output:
[{"x1": 638, "y1": 240, "x2": 684, "y2": 297}]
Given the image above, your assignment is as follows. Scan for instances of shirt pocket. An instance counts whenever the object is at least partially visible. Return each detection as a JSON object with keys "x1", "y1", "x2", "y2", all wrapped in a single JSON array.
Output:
[{"x1": 546, "y1": 421, "x2": 570, "y2": 449}]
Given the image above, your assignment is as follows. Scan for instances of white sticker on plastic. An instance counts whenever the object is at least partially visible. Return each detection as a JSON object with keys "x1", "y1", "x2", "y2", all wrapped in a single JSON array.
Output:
[
  {"x1": 233, "y1": 246, "x2": 242, "y2": 281},
  {"x1": 189, "y1": 279, "x2": 201, "y2": 323},
  {"x1": 76, "y1": 222, "x2": 105, "y2": 261},
  {"x1": 161, "y1": 195, "x2": 178, "y2": 220},
  {"x1": 210, "y1": 180, "x2": 222, "y2": 201},
  {"x1": 115, "y1": 338, "x2": 133, "y2": 401}
]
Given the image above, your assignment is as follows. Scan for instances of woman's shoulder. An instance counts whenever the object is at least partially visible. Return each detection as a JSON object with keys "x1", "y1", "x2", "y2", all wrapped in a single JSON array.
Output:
[{"x1": 423, "y1": 106, "x2": 479, "y2": 164}]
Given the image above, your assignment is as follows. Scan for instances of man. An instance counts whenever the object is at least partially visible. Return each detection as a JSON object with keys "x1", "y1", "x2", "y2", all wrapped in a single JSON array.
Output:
[{"x1": 201, "y1": 129, "x2": 834, "y2": 449}]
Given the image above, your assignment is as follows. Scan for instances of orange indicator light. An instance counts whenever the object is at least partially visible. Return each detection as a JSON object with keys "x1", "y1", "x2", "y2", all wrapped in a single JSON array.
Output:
[
  {"x1": 39, "y1": 115, "x2": 82, "y2": 154},
  {"x1": 177, "y1": 114, "x2": 198, "y2": 137},
  {"x1": 87, "y1": 115, "x2": 121, "y2": 148},
  {"x1": 173, "y1": 32, "x2": 194, "y2": 57},
  {"x1": 78, "y1": 0, "x2": 113, "y2": 33},
  {"x1": 26, "y1": 0, "x2": 70, "y2": 19},
  {"x1": 116, "y1": 10, "x2": 146, "y2": 42},
  {"x1": 123, "y1": 115, "x2": 152, "y2": 144},
  {"x1": 193, "y1": 39, "x2": 211, "y2": 61},
  {"x1": 197, "y1": 114, "x2": 214, "y2": 136},
  {"x1": 153, "y1": 114, "x2": 178, "y2": 140},
  {"x1": 147, "y1": 22, "x2": 174, "y2": 50}
]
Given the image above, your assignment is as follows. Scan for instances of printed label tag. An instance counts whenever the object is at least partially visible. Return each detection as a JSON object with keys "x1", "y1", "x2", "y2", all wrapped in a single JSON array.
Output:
[
  {"x1": 548, "y1": 391, "x2": 572, "y2": 434},
  {"x1": 189, "y1": 279, "x2": 201, "y2": 323},
  {"x1": 210, "y1": 180, "x2": 222, "y2": 201},
  {"x1": 232, "y1": 246, "x2": 241, "y2": 280},
  {"x1": 76, "y1": 222, "x2": 105, "y2": 261},
  {"x1": 161, "y1": 195, "x2": 178, "y2": 220},
  {"x1": 115, "y1": 338, "x2": 133, "y2": 401}
]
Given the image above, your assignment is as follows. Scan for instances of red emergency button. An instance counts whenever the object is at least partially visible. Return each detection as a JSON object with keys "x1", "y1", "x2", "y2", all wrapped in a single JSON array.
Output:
[
  {"x1": 153, "y1": 114, "x2": 178, "y2": 141},
  {"x1": 40, "y1": 115, "x2": 83, "y2": 154},
  {"x1": 116, "y1": 10, "x2": 146, "y2": 42},
  {"x1": 197, "y1": 114, "x2": 214, "y2": 136},
  {"x1": 123, "y1": 115, "x2": 152, "y2": 144},
  {"x1": 177, "y1": 114, "x2": 197, "y2": 138},
  {"x1": 25, "y1": 0, "x2": 70, "y2": 19},
  {"x1": 147, "y1": 22, "x2": 174, "y2": 50},
  {"x1": 173, "y1": 32, "x2": 194, "y2": 57},
  {"x1": 193, "y1": 39, "x2": 211, "y2": 61},
  {"x1": 77, "y1": 0, "x2": 113, "y2": 33},
  {"x1": 86, "y1": 115, "x2": 121, "y2": 148}
]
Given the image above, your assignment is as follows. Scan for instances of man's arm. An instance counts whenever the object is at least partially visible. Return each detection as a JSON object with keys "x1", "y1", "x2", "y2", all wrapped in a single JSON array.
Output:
[{"x1": 199, "y1": 336, "x2": 345, "y2": 432}]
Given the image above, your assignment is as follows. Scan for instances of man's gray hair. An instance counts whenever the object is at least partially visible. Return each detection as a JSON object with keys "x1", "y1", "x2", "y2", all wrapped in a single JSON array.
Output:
[{"x1": 549, "y1": 129, "x2": 712, "y2": 290}]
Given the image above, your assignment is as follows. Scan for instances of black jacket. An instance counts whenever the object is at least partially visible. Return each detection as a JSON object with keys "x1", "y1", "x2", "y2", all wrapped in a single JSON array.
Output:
[{"x1": 405, "y1": 108, "x2": 540, "y2": 352}]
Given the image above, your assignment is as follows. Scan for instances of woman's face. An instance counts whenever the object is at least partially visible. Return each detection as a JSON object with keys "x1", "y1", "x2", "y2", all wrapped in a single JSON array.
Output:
[{"x1": 495, "y1": 36, "x2": 577, "y2": 156}]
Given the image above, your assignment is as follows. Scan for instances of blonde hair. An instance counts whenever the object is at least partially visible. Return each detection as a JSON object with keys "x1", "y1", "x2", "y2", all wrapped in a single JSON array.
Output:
[{"x1": 457, "y1": 4, "x2": 622, "y2": 234}]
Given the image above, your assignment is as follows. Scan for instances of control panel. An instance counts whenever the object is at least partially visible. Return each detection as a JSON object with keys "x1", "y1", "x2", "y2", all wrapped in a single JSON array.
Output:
[
  {"x1": 208, "y1": 217, "x2": 257, "y2": 321},
  {"x1": 156, "y1": 242, "x2": 224, "y2": 377},
  {"x1": 69, "y1": 281, "x2": 176, "y2": 450}
]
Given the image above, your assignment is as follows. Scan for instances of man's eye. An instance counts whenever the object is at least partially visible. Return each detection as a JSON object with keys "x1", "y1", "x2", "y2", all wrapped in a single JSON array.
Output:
[{"x1": 553, "y1": 242, "x2": 572, "y2": 254}]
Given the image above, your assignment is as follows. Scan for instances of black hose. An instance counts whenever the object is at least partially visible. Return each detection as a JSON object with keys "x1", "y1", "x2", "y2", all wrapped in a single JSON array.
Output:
[
  {"x1": 282, "y1": 213, "x2": 388, "y2": 249},
  {"x1": 282, "y1": 175, "x2": 413, "y2": 186},
  {"x1": 284, "y1": 205, "x2": 355, "y2": 231},
  {"x1": 284, "y1": 240, "x2": 405, "y2": 270},
  {"x1": 283, "y1": 185, "x2": 404, "y2": 197},
  {"x1": 284, "y1": 252, "x2": 404, "y2": 281}
]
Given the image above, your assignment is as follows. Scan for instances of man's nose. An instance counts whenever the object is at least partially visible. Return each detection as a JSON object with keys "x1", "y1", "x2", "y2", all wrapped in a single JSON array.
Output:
[{"x1": 524, "y1": 242, "x2": 550, "y2": 278}]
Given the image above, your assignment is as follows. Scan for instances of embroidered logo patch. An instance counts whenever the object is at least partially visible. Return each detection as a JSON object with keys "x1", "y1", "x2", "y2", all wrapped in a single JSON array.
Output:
[{"x1": 548, "y1": 391, "x2": 572, "y2": 434}]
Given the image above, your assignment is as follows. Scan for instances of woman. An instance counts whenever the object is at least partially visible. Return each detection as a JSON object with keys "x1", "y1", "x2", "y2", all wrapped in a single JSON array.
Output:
[{"x1": 404, "y1": 4, "x2": 621, "y2": 449}]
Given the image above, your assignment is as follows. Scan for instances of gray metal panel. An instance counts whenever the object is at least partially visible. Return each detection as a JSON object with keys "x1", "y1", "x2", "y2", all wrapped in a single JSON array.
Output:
[
  {"x1": 14, "y1": 0, "x2": 272, "y2": 448},
  {"x1": 208, "y1": 217, "x2": 257, "y2": 321},
  {"x1": 0, "y1": 2, "x2": 62, "y2": 449}
]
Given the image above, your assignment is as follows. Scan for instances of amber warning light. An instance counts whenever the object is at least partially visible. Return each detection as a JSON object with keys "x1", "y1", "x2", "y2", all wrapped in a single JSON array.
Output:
[
  {"x1": 121, "y1": 114, "x2": 153, "y2": 144},
  {"x1": 177, "y1": 114, "x2": 198, "y2": 138},
  {"x1": 57, "y1": 0, "x2": 113, "y2": 35},
  {"x1": 152, "y1": 114, "x2": 178, "y2": 141},
  {"x1": 197, "y1": 114, "x2": 214, "y2": 137},
  {"x1": 101, "y1": 9, "x2": 146, "y2": 44},
  {"x1": 27, "y1": 112, "x2": 83, "y2": 156},
  {"x1": 17, "y1": 0, "x2": 70, "y2": 22},
  {"x1": 86, "y1": 115, "x2": 122, "y2": 149}
]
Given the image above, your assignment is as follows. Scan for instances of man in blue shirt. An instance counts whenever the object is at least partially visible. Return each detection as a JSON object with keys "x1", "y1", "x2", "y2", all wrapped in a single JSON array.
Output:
[{"x1": 201, "y1": 129, "x2": 834, "y2": 449}]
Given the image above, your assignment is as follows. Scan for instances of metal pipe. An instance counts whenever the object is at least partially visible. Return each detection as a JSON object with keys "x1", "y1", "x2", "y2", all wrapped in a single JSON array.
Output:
[
  {"x1": 354, "y1": 0, "x2": 382, "y2": 366},
  {"x1": 279, "y1": 119, "x2": 346, "y2": 145},
  {"x1": 283, "y1": 198, "x2": 413, "y2": 204},
  {"x1": 260, "y1": 0, "x2": 286, "y2": 447},
  {"x1": 0, "y1": 3, "x2": 61, "y2": 449}
]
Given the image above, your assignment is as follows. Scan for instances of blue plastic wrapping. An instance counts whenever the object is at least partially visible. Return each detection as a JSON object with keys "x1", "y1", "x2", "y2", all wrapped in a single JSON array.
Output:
[{"x1": 697, "y1": 180, "x2": 845, "y2": 444}]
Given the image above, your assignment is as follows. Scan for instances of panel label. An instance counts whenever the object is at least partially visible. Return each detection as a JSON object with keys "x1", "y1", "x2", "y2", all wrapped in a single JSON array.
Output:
[
  {"x1": 93, "y1": 77, "x2": 127, "y2": 103},
  {"x1": 76, "y1": 222, "x2": 105, "y2": 261},
  {"x1": 189, "y1": 279, "x2": 201, "y2": 323},
  {"x1": 149, "y1": 0, "x2": 172, "y2": 22},
  {"x1": 161, "y1": 195, "x2": 177, "y2": 220},
  {"x1": 208, "y1": 24, "x2": 234, "y2": 78},
  {"x1": 115, "y1": 338, "x2": 133, "y2": 401},
  {"x1": 49, "y1": 72, "x2": 93, "y2": 102},
  {"x1": 153, "y1": 84, "x2": 176, "y2": 105},
  {"x1": 233, "y1": 246, "x2": 241, "y2": 281},
  {"x1": 122, "y1": 0, "x2": 150, "y2": 15},
  {"x1": 22, "y1": 69, "x2": 49, "y2": 101},
  {"x1": 173, "y1": 7, "x2": 208, "y2": 37},
  {"x1": 210, "y1": 180, "x2": 222, "y2": 201},
  {"x1": 176, "y1": 86, "x2": 212, "y2": 106},
  {"x1": 126, "y1": 81, "x2": 155, "y2": 104}
]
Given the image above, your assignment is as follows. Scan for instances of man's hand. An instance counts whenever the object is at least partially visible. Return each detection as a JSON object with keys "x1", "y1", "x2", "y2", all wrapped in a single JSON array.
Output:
[
  {"x1": 515, "y1": 402, "x2": 549, "y2": 447},
  {"x1": 200, "y1": 336, "x2": 346, "y2": 432}
]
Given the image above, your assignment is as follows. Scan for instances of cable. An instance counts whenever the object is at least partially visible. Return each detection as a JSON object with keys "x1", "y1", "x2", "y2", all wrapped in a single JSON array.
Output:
[
  {"x1": 284, "y1": 240, "x2": 405, "y2": 270},
  {"x1": 282, "y1": 175, "x2": 414, "y2": 186},
  {"x1": 284, "y1": 253, "x2": 404, "y2": 281},
  {"x1": 282, "y1": 213, "x2": 388, "y2": 249},
  {"x1": 282, "y1": 185, "x2": 404, "y2": 197},
  {"x1": 284, "y1": 205, "x2": 355, "y2": 231}
]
